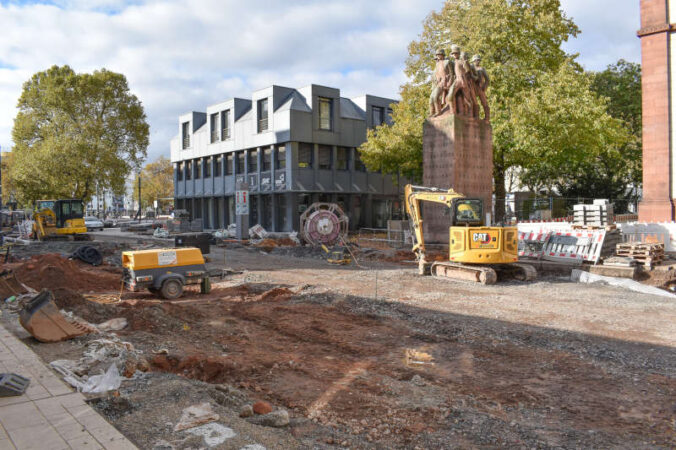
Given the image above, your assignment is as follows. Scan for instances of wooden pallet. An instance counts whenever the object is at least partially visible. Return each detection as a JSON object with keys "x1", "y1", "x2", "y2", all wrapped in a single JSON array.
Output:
[{"x1": 616, "y1": 242, "x2": 664, "y2": 251}]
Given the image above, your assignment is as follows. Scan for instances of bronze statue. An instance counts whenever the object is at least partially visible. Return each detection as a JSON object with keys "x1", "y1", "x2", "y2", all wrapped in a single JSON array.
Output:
[
  {"x1": 471, "y1": 54, "x2": 490, "y2": 121},
  {"x1": 429, "y1": 48, "x2": 452, "y2": 117}
]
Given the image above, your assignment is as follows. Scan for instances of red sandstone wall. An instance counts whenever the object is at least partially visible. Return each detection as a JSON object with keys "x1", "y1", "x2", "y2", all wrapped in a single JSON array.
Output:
[
  {"x1": 639, "y1": 0, "x2": 674, "y2": 221},
  {"x1": 422, "y1": 115, "x2": 493, "y2": 244}
]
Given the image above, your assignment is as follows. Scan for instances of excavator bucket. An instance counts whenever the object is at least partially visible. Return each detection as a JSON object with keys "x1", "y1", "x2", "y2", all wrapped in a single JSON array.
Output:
[
  {"x1": 19, "y1": 290, "x2": 92, "y2": 343},
  {"x1": 0, "y1": 270, "x2": 28, "y2": 300}
]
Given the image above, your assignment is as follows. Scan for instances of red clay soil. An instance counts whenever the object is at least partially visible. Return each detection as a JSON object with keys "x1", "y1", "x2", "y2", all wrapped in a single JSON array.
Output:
[
  {"x1": 81, "y1": 284, "x2": 675, "y2": 448},
  {"x1": 13, "y1": 254, "x2": 121, "y2": 293}
]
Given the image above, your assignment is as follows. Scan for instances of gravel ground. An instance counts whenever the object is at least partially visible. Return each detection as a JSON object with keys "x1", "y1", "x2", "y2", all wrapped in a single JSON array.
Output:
[{"x1": 0, "y1": 239, "x2": 674, "y2": 449}]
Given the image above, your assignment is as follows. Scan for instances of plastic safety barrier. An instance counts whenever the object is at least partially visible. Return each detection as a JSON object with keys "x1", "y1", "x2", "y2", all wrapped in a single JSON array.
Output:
[
  {"x1": 518, "y1": 228, "x2": 607, "y2": 263},
  {"x1": 518, "y1": 231, "x2": 550, "y2": 258}
]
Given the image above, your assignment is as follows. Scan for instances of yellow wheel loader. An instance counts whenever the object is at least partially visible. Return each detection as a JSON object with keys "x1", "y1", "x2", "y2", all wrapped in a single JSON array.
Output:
[
  {"x1": 404, "y1": 184, "x2": 536, "y2": 284},
  {"x1": 32, "y1": 199, "x2": 89, "y2": 240}
]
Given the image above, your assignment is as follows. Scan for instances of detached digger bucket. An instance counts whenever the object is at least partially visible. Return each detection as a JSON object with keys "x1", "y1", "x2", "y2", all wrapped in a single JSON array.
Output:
[
  {"x1": 19, "y1": 290, "x2": 92, "y2": 343},
  {"x1": 0, "y1": 270, "x2": 28, "y2": 299}
]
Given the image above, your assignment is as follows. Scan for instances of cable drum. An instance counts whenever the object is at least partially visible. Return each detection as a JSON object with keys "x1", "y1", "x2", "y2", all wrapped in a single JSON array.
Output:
[{"x1": 299, "y1": 203, "x2": 349, "y2": 246}]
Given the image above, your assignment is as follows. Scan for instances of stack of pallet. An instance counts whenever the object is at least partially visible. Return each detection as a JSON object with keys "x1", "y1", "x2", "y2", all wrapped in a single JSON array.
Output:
[
  {"x1": 615, "y1": 242, "x2": 664, "y2": 269},
  {"x1": 573, "y1": 200, "x2": 614, "y2": 226}
]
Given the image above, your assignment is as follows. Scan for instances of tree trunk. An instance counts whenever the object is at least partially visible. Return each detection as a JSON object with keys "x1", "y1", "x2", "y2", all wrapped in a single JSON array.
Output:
[{"x1": 494, "y1": 167, "x2": 506, "y2": 224}]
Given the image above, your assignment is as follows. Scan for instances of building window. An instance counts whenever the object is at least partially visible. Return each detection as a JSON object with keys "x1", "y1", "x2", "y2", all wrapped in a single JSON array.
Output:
[
  {"x1": 318, "y1": 97, "x2": 332, "y2": 130},
  {"x1": 221, "y1": 109, "x2": 230, "y2": 139},
  {"x1": 203, "y1": 157, "x2": 211, "y2": 178},
  {"x1": 185, "y1": 160, "x2": 192, "y2": 180},
  {"x1": 337, "y1": 147, "x2": 349, "y2": 170},
  {"x1": 262, "y1": 147, "x2": 272, "y2": 171},
  {"x1": 236, "y1": 151, "x2": 245, "y2": 174},
  {"x1": 194, "y1": 158, "x2": 201, "y2": 179},
  {"x1": 372, "y1": 106, "x2": 384, "y2": 127},
  {"x1": 386, "y1": 107, "x2": 393, "y2": 123},
  {"x1": 354, "y1": 149, "x2": 366, "y2": 171},
  {"x1": 214, "y1": 155, "x2": 222, "y2": 175},
  {"x1": 318, "y1": 145, "x2": 332, "y2": 170},
  {"x1": 250, "y1": 196, "x2": 259, "y2": 224},
  {"x1": 248, "y1": 149, "x2": 258, "y2": 173},
  {"x1": 225, "y1": 153, "x2": 233, "y2": 175},
  {"x1": 276, "y1": 145, "x2": 286, "y2": 169},
  {"x1": 210, "y1": 113, "x2": 219, "y2": 143},
  {"x1": 257, "y1": 98, "x2": 268, "y2": 133},
  {"x1": 182, "y1": 122, "x2": 190, "y2": 149},
  {"x1": 276, "y1": 194, "x2": 287, "y2": 231},
  {"x1": 177, "y1": 162, "x2": 183, "y2": 181},
  {"x1": 298, "y1": 143, "x2": 313, "y2": 168}
]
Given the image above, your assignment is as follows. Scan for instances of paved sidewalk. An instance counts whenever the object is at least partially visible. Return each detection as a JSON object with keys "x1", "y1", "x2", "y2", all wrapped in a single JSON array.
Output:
[{"x1": 0, "y1": 323, "x2": 137, "y2": 449}]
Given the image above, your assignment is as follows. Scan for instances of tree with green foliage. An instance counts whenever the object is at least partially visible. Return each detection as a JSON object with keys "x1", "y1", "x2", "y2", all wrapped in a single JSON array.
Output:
[
  {"x1": 10, "y1": 65, "x2": 148, "y2": 205},
  {"x1": 572, "y1": 59, "x2": 642, "y2": 208},
  {"x1": 133, "y1": 156, "x2": 174, "y2": 210},
  {"x1": 360, "y1": 0, "x2": 634, "y2": 219},
  {"x1": 510, "y1": 61, "x2": 632, "y2": 196}
]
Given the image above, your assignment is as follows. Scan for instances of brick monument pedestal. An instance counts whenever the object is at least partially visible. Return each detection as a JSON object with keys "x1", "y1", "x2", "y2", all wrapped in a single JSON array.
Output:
[{"x1": 422, "y1": 113, "x2": 493, "y2": 244}]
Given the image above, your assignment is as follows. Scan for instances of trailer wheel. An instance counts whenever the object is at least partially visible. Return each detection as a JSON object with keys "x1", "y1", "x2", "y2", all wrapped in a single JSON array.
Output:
[{"x1": 160, "y1": 279, "x2": 183, "y2": 299}]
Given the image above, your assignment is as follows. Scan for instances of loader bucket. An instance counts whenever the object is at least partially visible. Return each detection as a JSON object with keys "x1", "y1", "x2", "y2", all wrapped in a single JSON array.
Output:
[
  {"x1": 19, "y1": 290, "x2": 92, "y2": 343},
  {"x1": 0, "y1": 270, "x2": 28, "y2": 300}
]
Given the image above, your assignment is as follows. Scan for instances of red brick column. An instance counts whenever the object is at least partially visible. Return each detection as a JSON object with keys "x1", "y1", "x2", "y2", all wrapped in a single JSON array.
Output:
[{"x1": 638, "y1": 0, "x2": 674, "y2": 222}]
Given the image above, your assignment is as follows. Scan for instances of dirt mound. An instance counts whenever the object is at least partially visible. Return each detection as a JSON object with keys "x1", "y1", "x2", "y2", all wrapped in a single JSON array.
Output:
[
  {"x1": 51, "y1": 288, "x2": 118, "y2": 323},
  {"x1": 254, "y1": 238, "x2": 298, "y2": 249},
  {"x1": 15, "y1": 254, "x2": 121, "y2": 293}
]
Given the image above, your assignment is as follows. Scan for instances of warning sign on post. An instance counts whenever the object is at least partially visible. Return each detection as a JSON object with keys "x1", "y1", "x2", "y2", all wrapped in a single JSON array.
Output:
[
  {"x1": 236, "y1": 190, "x2": 249, "y2": 215},
  {"x1": 157, "y1": 250, "x2": 177, "y2": 266}
]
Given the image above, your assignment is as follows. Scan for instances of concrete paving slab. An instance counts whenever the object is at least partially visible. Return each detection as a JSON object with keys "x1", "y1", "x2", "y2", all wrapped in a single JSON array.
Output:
[{"x1": 0, "y1": 323, "x2": 137, "y2": 449}]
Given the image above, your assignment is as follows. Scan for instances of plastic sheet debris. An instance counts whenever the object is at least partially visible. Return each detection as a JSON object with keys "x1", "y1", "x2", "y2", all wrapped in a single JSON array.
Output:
[
  {"x1": 154, "y1": 227, "x2": 170, "y2": 238},
  {"x1": 83, "y1": 338, "x2": 136, "y2": 366},
  {"x1": 249, "y1": 224, "x2": 268, "y2": 240},
  {"x1": 174, "y1": 402, "x2": 220, "y2": 431},
  {"x1": 81, "y1": 363, "x2": 122, "y2": 394},
  {"x1": 96, "y1": 318, "x2": 128, "y2": 332},
  {"x1": 183, "y1": 423, "x2": 235, "y2": 447},
  {"x1": 571, "y1": 269, "x2": 676, "y2": 298},
  {"x1": 52, "y1": 361, "x2": 122, "y2": 393}
]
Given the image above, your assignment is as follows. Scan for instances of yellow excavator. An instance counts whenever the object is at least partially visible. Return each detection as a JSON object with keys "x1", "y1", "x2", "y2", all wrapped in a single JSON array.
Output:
[
  {"x1": 405, "y1": 184, "x2": 536, "y2": 284},
  {"x1": 32, "y1": 199, "x2": 89, "y2": 240}
]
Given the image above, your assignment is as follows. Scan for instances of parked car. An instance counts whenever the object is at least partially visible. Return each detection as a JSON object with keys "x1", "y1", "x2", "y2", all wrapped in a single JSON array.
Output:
[
  {"x1": 103, "y1": 218, "x2": 118, "y2": 228},
  {"x1": 84, "y1": 216, "x2": 104, "y2": 231}
]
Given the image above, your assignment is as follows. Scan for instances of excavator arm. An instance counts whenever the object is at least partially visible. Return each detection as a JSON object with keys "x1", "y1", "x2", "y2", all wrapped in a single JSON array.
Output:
[{"x1": 404, "y1": 184, "x2": 466, "y2": 273}]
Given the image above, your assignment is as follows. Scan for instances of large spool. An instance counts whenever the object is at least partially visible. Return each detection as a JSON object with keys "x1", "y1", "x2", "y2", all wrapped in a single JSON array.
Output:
[{"x1": 299, "y1": 202, "x2": 349, "y2": 246}]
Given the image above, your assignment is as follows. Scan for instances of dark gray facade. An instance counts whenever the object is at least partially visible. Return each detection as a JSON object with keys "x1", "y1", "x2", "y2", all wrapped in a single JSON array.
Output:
[{"x1": 170, "y1": 84, "x2": 404, "y2": 232}]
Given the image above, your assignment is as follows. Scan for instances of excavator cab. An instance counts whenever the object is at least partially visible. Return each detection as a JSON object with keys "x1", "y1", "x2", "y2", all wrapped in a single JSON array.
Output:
[
  {"x1": 452, "y1": 199, "x2": 483, "y2": 225},
  {"x1": 32, "y1": 199, "x2": 88, "y2": 240}
]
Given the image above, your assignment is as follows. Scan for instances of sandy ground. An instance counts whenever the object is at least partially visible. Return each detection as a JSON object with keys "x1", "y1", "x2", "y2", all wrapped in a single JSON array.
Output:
[{"x1": 1, "y1": 239, "x2": 674, "y2": 449}]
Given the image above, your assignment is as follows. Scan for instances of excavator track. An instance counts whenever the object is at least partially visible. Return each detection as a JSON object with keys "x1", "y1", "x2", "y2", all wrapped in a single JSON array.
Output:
[
  {"x1": 430, "y1": 262, "x2": 537, "y2": 285},
  {"x1": 431, "y1": 262, "x2": 498, "y2": 285}
]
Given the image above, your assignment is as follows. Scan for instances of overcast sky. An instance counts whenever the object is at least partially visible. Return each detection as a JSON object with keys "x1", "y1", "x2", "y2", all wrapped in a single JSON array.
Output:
[{"x1": 0, "y1": 0, "x2": 641, "y2": 162}]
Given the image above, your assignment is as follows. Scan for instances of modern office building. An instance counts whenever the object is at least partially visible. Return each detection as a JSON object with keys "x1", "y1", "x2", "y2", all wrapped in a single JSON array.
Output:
[{"x1": 170, "y1": 84, "x2": 404, "y2": 231}]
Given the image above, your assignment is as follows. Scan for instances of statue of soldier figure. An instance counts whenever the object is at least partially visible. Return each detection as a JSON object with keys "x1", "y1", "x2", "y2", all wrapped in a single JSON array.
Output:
[
  {"x1": 430, "y1": 45, "x2": 490, "y2": 121},
  {"x1": 446, "y1": 45, "x2": 474, "y2": 117},
  {"x1": 429, "y1": 48, "x2": 452, "y2": 117},
  {"x1": 470, "y1": 54, "x2": 490, "y2": 121}
]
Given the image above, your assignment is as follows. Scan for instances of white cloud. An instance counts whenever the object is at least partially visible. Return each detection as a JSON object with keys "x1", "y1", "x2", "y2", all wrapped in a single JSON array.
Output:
[{"x1": 0, "y1": 0, "x2": 640, "y2": 160}]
